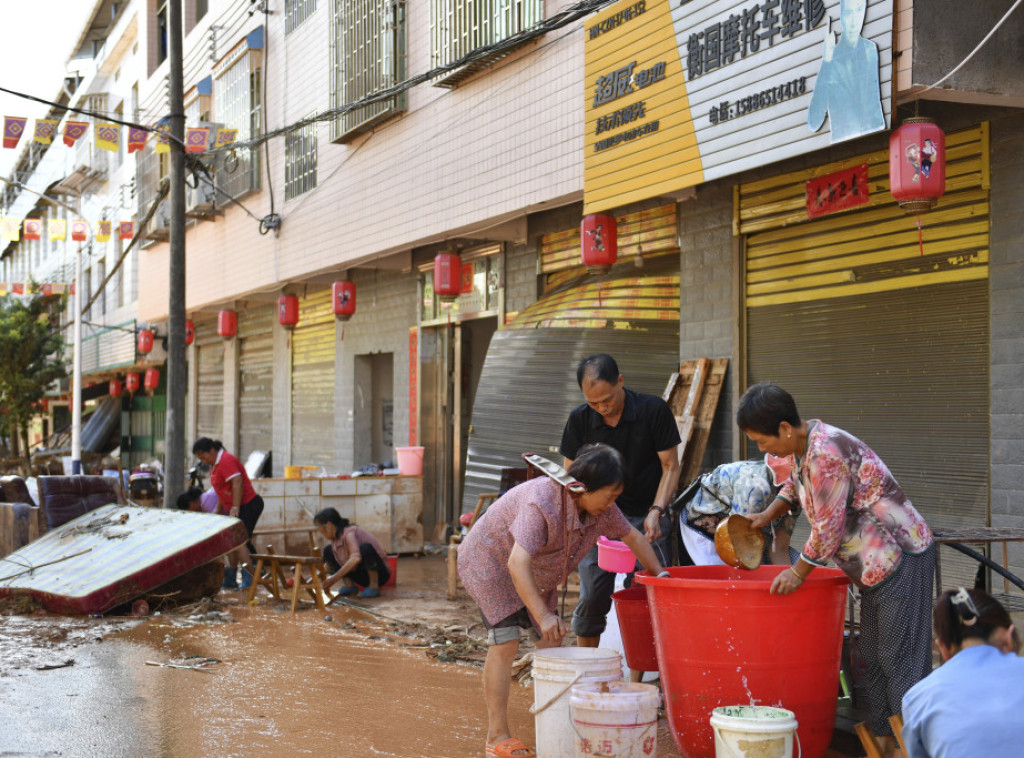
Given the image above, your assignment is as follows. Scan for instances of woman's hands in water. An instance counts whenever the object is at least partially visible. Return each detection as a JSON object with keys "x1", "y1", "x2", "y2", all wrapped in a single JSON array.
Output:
[{"x1": 538, "y1": 612, "x2": 568, "y2": 643}]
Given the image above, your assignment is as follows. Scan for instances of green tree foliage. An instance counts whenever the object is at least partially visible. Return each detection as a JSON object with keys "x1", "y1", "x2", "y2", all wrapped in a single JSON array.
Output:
[{"x1": 0, "y1": 294, "x2": 68, "y2": 469}]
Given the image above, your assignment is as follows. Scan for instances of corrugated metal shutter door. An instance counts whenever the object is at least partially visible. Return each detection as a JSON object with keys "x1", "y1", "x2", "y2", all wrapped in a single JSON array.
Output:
[
  {"x1": 195, "y1": 319, "x2": 224, "y2": 442},
  {"x1": 238, "y1": 305, "x2": 274, "y2": 459},
  {"x1": 291, "y1": 289, "x2": 336, "y2": 471},
  {"x1": 740, "y1": 125, "x2": 989, "y2": 588}
]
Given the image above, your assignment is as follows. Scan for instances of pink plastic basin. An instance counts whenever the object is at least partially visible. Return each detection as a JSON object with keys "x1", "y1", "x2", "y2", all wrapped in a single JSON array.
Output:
[
  {"x1": 636, "y1": 565, "x2": 849, "y2": 758},
  {"x1": 597, "y1": 536, "x2": 636, "y2": 573}
]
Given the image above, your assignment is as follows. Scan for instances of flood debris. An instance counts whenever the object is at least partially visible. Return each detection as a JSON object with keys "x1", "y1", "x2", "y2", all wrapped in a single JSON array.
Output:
[{"x1": 144, "y1": 656, "x2": 220, "y2": 671}]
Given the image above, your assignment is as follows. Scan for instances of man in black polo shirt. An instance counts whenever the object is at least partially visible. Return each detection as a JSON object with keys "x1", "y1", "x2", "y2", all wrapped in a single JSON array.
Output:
[{"x1": 561, "y1": 354, "x2": 681, "y2": 652}]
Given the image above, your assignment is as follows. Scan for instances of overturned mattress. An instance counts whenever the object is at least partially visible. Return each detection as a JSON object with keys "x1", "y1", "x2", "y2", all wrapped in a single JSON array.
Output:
[{"x1": 0, "y1": 504, "x2": 248, "y2": 615}]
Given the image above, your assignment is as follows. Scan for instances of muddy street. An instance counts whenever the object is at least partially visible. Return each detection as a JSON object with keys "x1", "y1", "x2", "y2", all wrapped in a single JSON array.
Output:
[{"x1": 0, "y1": 558, "x2": 684, "y2": 758}]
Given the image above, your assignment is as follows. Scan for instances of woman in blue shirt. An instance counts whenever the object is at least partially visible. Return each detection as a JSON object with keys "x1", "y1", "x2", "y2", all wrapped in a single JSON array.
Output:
[{"x1": 901, "y1": 588, "x2": 1023, "y2": 757}]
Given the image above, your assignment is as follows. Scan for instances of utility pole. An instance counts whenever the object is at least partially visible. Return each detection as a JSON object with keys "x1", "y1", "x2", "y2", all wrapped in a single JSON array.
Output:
[
  {"x1": 71, "y1": 194, "x2": 83, "y2": 475},
  {"x1": 163, "y1": 0, "x2": 187, "y2": 507}
]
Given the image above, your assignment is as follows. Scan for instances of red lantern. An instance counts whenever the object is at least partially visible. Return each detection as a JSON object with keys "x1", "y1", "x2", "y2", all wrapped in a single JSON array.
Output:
[
  {"x1": 137, "y1": 328, "x2": 154, "y2": 354},
  {"x1": 144, "y1": 368, "x2": 160, "y2": 391},
  {"x1": 109, "y1": 379, "x2": 123, "y2": 397},
  {"x1": 433, "y1": 253, "x2": 461, "y2": 302},
  {"x1": 278, "y1": 294, "x2": 299, "y2": 327},
  {"x1": 218, "y1": 310, "x2": 237, "y2": 338},
  {"x1": 581, "y1": 213, "x2": 618, "y2": 274},
  {"x1": 889, "y1": 118, "x2": 946, "y2": 213},
  {"x1": 125, "y1": 372, "x2": 141, "y2": 393},
  {"x1": 332, "y1": 281, "x2": 356, "y2": 321},
  {"x1": 185, "y1": 320, "x2": 195, "y2": 346}
]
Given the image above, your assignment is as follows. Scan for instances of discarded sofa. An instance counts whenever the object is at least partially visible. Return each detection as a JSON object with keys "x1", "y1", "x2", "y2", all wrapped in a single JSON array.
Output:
[
  {"x1": 37, "y1": 475, "x2": 123, "y2": 530},
  {"x1": 0, "y1": 476, "x2": 46, "y2": 560}
]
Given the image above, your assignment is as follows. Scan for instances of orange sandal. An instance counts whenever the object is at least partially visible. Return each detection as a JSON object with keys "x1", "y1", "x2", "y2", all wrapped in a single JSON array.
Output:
[{"x1": 485, "y1": 737, "x2": 536, "y2": 757}]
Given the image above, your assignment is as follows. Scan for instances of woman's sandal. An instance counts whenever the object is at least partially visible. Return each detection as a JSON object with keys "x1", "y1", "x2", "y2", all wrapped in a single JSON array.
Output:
[{"x1": 485, "y1": 737, "x2": 536, "y2": 757}]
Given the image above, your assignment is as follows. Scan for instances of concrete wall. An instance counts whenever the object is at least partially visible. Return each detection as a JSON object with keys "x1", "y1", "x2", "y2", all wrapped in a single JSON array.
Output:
[{"x1": 988, "y1": 110, "x2": 1024, "y2": 580}]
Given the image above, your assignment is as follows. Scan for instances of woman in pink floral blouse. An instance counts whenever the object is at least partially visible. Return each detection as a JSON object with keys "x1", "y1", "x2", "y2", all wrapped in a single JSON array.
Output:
[{"x1": 737, "y1": 382, "x2": 935, "y2": 757}]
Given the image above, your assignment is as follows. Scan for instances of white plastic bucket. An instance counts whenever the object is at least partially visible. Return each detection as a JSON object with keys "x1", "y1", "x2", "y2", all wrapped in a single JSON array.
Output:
[
  {"x1": 532, "y1": 648, "x2": 623, "y2": 758},
  {"x1": 394, "y1": 446, "x2": 424, "y2": 476},
  {"x1": 570, "y1": 681, "x2": 661, "y2": 758},
  {"x1": 710, "y1": 705, "x2": 800, "y2": 758}
]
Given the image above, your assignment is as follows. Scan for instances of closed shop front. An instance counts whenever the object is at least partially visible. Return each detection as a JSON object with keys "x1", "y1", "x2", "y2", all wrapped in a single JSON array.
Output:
[
  {"x1": 238, "y1": 304, "x2": 274, "y2": 459},
  {"x1": 739, "y1": 125, "x2": 990, "y2": 584},
  {"x1": 291, "y1": 288, "x2": 336, "y2": 471},
  {"x1": 195, "y1": 318, "x2": 224, "y2": 442}
]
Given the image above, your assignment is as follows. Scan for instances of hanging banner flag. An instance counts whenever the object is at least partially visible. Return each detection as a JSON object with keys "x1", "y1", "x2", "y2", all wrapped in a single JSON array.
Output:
[
  {"x1": 213, "y1": 128, "x2": 238, "y2": 149},
  {"x1": 95, "y1": 220, "x2": 112, "y2": 242},
  {"x1": 3, "y1": 117, "x2": 27, "y2": 149},
  {"x1": 23, "y1": 218, "x2": 42, "y2": 240},
  {"x1": 0, "y1": 283, "x2": 7, "y2": 295},
  {"x1": 51, "y1": 283, "x2": 66, "y2": 295},
  {"x1": 96, "y1": 122, "x2": 121, "y2": 152},
  {"x1": 118, "y1": 221, "x2": 135, "y2": 240},
  {"x1": 12, "y1": 283, "x2": 25, "y2": 295},
  {"x1": 71, "y1": 219, "x2": 89, "y2": 241},
  {"x1": 69, "y1": 283, "x2": 76, "y2": 295},
  {"x1": 128, "y1": 127, "x2": 148, "y2": 153},
  {"x1": 155, "y1": 127, "x2": 171, "y2": 154},
  {"x1": 49, "y1": 218, "x2": 67, "y2": 241},
  {"x1": 39, "y1": 283, "x2": 53, "y2": 295},
  {"x1": 33, "y1": 118, "x2": 59, "y2": 145},
  {"x1": 1, "y1": 218, "x2": 20, "y2": 242},
  {"x1": 185, "y1": 127, "x2": 210, "y2": 153},
  {"x1": 63, "y1": 120, "x2": 89, "y2": 147}
]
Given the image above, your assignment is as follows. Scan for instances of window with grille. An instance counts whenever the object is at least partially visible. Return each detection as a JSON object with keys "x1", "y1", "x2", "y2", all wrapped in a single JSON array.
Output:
[
  {"x1": 286, "y1": 0, "x2": 316, "y2": 34},
  {"x1": 430, "y1": 0, "x2": 543, "y2": 86},
  {"x1": 330, "y1": 0, "x2": 407, "y2": 142},
  {"x1": 214, "y1": 52, "x2": 262, "y2": 198},
  {"x1": 285, "y1": 117, "x2": 318, "y2": 200}
]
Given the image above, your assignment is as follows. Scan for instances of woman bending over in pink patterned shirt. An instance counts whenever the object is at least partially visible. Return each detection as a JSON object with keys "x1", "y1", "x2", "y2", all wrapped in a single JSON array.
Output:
[
  {"x1": 457, "y1": 444, "x2": 668, "y2": 758},
  {"x1": 737, "y1": 382, "x2": 935, "y2": 758}
]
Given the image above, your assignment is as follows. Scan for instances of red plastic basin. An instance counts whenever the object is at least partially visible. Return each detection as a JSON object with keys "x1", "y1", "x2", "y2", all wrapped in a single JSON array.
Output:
[
  {"x1": 611, "y1": 585, "x2": 659, "y2": 672},
  {"x1": 636, "y1": 565, "x2": 849, "y2": 758}
]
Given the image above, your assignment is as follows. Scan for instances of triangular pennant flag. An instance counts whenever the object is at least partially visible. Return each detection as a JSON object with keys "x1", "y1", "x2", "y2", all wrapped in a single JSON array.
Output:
[
  {"x1": 118, "y1": 221, "x2": 135, "y2": 240},
  {"x1": 96, "y1": 123, "x2": 121, "y2": 152},
  {"x1": 12, "y1": 283, "x2": 24, "y2": 295},
  {"x1": 33, "y1": 119, "x2": 59, "y2": 145},
  {"x1": 71, "y1": 219, "x2": 89, "y2": 241},
  {"x1": 213, "y1": 128, "x2": 238, "y2": 149},
  {"x1": 95, "y1": 220, "x2": 112, "y2": 242},
  {"x1": 1, "y1": 218, "x2": 20, "y2": 242},
  {"x1": 23, "y1": 218, "x2": 42, "y2": 240},
  {"x1": 127, "y1": 127, "x2": 148, "y2": 153},
  {"x1": 185, "y1": 127, "x2": 210, "y2": 153},
  {"x1": 49, "y1": 219, "x2": 67, "y2": 241},
  {"x1": 3, "y1": 117, "x2": 27, "y2": 149},
  {"x1": 155, "y1": 126, "x2": 171, "y2": 154},
  {"x1": 63, "y1": 121, "x2": 89, "y2": 147}
]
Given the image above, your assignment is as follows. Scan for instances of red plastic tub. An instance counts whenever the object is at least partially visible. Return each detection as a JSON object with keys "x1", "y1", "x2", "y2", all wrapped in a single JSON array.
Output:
[
  {"x1": 611, "y1": 586, "x2": 659, "y2": 672},
  {"x1": 354, "y1": 555, "x2": 398, "y2": 588},
  {"x1": 636, "y1": 565, "x2": 849, "y2": 758}
]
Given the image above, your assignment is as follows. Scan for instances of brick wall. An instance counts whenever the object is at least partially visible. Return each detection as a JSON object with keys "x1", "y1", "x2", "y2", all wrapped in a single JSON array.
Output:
[{"x1": 988, "y1": 111, "x2": 1024, "y2": 580}]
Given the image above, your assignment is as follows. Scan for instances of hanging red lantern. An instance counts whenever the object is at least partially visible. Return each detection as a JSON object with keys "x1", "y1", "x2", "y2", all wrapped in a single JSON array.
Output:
[
  {"x1": 125, "y1": 372, "x2": 141, "y2": 393},
  {"x1": 185, "y1": 320, "x2": 195, "y2": 346},
  {"x1": 889, "y1": 117, "x2": 946, "y2": 213},
  {"x1": 332, "y1": 281, "x2": 356, "y2": 321},
  {"x1": 144, "y1": 368, "x2": 160, "y2": 391},
  {"x1": 433, "y1": 253, "x2": 461, "y2": 302},
  {"x1": 278, "y1": 294, "x2": 299, "y2": 327},
  {"x1": 109, "y1": 379, "x2": 123, "y2": 397},
  {"x1": 218, "y1": 310, "x2": 237, "y2": 338},
  {"x1": 581, "y1": 213, "x2": 618, "y2": 274},
  {"x1": 137, "y1": 328, "x2": 154, "y2": 354}
]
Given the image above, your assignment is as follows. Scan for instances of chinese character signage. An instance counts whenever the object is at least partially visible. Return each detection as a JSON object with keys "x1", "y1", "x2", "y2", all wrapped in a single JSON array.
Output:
[
  {"x1": 584, "y1": 0, "x2": 892, "y2": 213},
  {"x1": 805, "y1": 162, "x2": 870, "y2": 218}
]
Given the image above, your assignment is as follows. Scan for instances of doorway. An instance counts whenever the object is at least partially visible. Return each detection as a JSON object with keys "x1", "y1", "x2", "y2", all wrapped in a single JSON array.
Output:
[{"x1": 353, "y1": 352, "x2": 394, "y2": 467}]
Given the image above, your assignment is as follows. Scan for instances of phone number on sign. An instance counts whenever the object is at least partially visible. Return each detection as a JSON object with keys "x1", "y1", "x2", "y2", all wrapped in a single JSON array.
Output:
[{"x1": 708, "y1": 77, "x2": 807, "y2": 125}]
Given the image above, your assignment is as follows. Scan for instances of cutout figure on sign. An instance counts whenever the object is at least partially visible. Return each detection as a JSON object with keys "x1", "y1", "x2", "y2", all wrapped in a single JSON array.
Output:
[
  {"x1": 921, "y1": 138, "x2": 937, "y2": 179},
  {"x1": 806, "y1": 0, "x2": 885, "y2": 143},
  {"x1": 905, "y1": 142, "x2": 922, "y2": 182}
]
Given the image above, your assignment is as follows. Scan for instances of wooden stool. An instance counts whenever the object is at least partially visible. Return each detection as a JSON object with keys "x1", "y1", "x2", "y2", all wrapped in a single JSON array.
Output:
[{"x1": 248, "y1": 546, "x2": 327, "y2": 613}]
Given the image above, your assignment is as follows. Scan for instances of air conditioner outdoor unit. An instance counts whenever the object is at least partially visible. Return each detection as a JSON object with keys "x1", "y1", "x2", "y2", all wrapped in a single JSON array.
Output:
[{"x1": 148, "y1": 197, "x2": 171, "y2": 239}]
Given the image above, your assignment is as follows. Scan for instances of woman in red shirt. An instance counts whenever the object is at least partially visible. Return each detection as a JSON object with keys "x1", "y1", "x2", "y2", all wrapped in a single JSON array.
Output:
[{"x1": 192, "y1": 437, "x2": 264, "y2": 590}]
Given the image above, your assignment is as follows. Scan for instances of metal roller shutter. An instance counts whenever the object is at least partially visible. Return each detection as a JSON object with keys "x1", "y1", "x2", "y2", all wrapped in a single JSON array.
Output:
[
  {"x1": 291, "y1": 289, "x2": 336, "y2": 471},
  {"x1": 238, "y1": 305, "x2": 274, "y2": 459},
  {"x1": 740, "y1": 125, "x2": 989, "y2": 588},
  {"x1": 195, "y1": 319, "x2": 224, "y2": 442}
]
